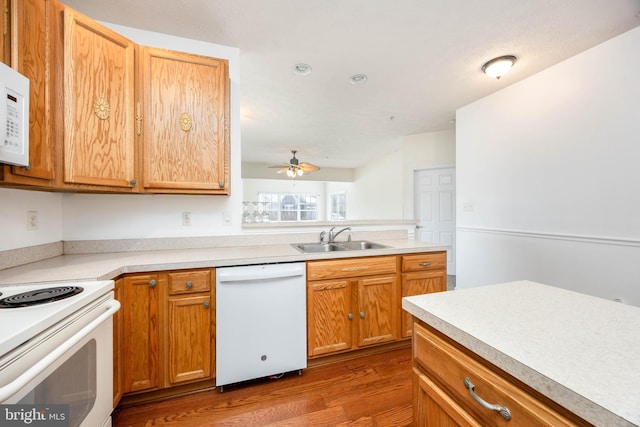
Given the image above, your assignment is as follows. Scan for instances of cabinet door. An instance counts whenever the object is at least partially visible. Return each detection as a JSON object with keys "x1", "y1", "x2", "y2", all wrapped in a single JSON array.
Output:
[
  {"x1": 307, "y1": 279, "x2": 353, "y2": 357},
  {"x1": 140, "y1": 46, "x2": 229, "y2": 194},
  {"x1": 401, "y1": 270, "x2": 446, "y2": 338},
  {"x1": 112, "y1": 278, "x2": 123, "y2": 407},
  {"x1": 413, "y1": 368, "x2": 482, "y2": 427},
  {"x1": 63, "y1": 7, "x2": 136, "y2": 189},
  {"x1": 167, "y1": 294, "x2": 212, "y2": 385},
  {"x1": 122, "y1": 274, "x2": 160, "y2": 393},
  {"x1": 2, "y1": 0, "x2": 56, "y2": 186},
  {"x1": 357, "y1": 275, "x2": 398, "y2": 347}
]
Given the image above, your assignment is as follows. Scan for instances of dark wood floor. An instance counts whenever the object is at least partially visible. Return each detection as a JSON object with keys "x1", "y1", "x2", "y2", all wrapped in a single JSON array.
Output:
[{"x1": 113, "y1": 347, "x2": 413, "y2": 427}]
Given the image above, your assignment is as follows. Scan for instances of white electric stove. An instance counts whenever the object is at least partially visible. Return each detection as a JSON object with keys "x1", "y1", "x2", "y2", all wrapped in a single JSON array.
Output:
[{"x1": 0, "y1": 280, "x2": 119, "y2": 427}]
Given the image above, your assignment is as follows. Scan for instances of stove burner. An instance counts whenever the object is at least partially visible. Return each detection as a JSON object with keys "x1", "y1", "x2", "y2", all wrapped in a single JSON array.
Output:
[{"x1": 0, "y1": 286, "x2": 84, "y2": 308}]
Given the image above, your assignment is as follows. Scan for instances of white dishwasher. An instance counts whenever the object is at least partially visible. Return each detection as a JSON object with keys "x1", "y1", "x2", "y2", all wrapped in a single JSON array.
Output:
[{"x1": 216, "y1": 262, "x2": 307, "y2": 390}]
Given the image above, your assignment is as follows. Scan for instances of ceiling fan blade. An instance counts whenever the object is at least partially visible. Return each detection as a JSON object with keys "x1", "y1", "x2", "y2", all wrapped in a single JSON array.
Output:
[
  {"x1": 268, "y1": 164, "x2": 292, "y2": 168},
  {"x1": 299, "y1": 162, "x2": 320, "y2": 172}
]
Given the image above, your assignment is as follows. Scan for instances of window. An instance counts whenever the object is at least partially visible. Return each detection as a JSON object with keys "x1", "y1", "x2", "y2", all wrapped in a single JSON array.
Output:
[
  {"x1": 259, "y1": 193, "x2": 319, "y2": 222},
  {"x1": 330, "y1": 191, "x2": 346, "y2": 220}
]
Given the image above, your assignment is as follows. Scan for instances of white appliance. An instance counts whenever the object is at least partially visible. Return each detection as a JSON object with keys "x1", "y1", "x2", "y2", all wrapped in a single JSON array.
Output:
[
  {"x1": 0, "y1": 62, "x2": 29, "y2": 167},
  {"x1": 0, "y1": 280, "x2": 120, "y2": 427},
  {"x1": 216, "y1": 262, "x2": 307, "y2": 391}
]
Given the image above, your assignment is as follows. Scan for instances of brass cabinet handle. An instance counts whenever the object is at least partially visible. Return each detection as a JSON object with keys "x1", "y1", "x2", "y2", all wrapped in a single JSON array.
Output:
[
  {"x1": 464, "y1": 377, "x2": 511, "y2": 421},
  {"x1": 418, "y1": 262, "x2": 432, "y2": 267},
  {"x1": 341, "y1": 266, "x2": 370, "y2": 272}
]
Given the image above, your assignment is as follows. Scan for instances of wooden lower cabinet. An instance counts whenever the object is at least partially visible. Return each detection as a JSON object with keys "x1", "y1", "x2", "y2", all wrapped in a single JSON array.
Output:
[
  {"x1": 112, "y1": 278, "x2": 124, "y2": 407},
  {"x1": 121, "y1": 273, "x2": 161, "y2": 394},
  {"x1": 307, "y1": 256, "x2": 398, "y2": 357},
  {"x1": 116, "y1": 269, "x2": 215, "y2": 403},
  {"x1": 401, "y1": 252, "x2": 447, "y2": 338},
  {"x1": 412, "y1": 320, "x2": 590, "y2": 427},
  {"x1": 166, "y1": 269, "x2": 214, "y2": 385}
]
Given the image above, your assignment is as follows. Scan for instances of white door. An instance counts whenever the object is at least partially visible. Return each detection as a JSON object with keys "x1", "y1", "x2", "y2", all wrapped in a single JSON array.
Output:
[{"x1": 414, "y1": 168, "x2": 456, "y2": 274}]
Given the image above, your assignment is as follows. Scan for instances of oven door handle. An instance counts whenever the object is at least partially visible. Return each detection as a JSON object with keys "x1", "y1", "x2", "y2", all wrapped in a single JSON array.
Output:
[{"x1": 0, "y1": 300, "x2": 120, "y2": 402}]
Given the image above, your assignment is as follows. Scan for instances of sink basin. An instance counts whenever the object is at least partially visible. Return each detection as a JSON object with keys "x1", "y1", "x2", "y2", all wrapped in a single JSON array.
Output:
[
  {"x1": 339, "y1": 240, "x2": 389, "y2": 250},
  {"x1": 292, "y1": 240, "x2": 389, "y2": 253},
  {"x1": 293, "y1": 243, "x2": 349, "y2": 253}
]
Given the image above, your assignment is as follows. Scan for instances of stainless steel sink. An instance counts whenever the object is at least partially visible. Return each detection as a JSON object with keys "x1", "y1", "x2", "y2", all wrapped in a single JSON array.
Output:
[
  {"x1": 293, "y1": 243, "x2": 349, "y2": 253},
  {"x1": 292, "y1": 240, "x2": 388, "y2": 253},
  {"x1": 339, "y1": 240, "x2": 389, "y2": 250}
]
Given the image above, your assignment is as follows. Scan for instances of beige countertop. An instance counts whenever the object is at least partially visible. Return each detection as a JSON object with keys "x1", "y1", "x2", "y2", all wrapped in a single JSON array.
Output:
[
  {"x1": 403, "y1": 281, "x2": 640, "y2": 427},
  {"x1": 0, "y1": 238, "x2": 447, "y2": 286}
]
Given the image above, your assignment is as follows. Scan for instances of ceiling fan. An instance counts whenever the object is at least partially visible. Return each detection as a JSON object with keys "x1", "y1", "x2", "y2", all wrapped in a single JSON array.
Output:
[{"x1": 269, "y1": 150, "x2": 320, "y2": 177}]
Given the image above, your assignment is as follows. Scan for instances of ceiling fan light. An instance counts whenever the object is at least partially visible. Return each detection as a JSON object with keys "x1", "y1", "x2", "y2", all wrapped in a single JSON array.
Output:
[
  {"x1": 286, "y1": 168, "x2": 295, "y2": 177},
  {"x1": 297, "y1": 168, "x2": 304, "y2": 176},
  {"x1": 482, "y1": 55, "x2": 517, "y2": 79}
]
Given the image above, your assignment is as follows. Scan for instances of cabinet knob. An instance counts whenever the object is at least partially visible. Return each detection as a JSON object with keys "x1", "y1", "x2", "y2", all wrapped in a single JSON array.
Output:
[
  {"x1": 203, "y1": 301, "x2": 210, "y2": 308},
  {"x1": 148, "y1": 279, "x2": 156, "y2": 287},
  {"x1": 348, "y1": 313, "x2": 354, "y2": 320},
  {"x1": 218, "y1": 182, "x2": 225, "y2": 188},
  {"x1": 359, "y1": 311, "x2": 365, "y2": 319},
  {"x1": 186, "y1": 280, "x2": 193, "y2": 288},
  {"x1": 129, "y1": 179, "x2": 137, "y2": 186}
]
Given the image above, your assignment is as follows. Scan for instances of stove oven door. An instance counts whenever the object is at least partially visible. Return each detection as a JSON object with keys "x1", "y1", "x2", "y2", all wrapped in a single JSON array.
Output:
[{"x1": 0, "y1": 296, "x2": 120, "y2": 427}]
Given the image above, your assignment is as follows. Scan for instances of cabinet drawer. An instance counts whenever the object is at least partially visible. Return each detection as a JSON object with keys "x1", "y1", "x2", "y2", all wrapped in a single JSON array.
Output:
[
  {"x1": 413, "y1": 322, "x2": 586, "y2": 426},
  {"x1": 307, "y1": 256, "x2": 397, "y2": 281},
  {"x1": 168, "y1": 270, "x2": 211, "y2": 295},
  {"x1": 401, "y1": 252, "x2": 446, "y2": 272}
]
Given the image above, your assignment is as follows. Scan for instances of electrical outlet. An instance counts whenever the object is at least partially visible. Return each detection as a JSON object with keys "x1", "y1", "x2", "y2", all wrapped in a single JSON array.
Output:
[
  {"x1": 27, "y1": 211, "x2": 39, "y2": 231},
  {"x1": 182, "y1": 212, "x2": 192, "y2": 226},
  {"x1": 223, "y1": 212, "x2": 232, "y2": 226}
]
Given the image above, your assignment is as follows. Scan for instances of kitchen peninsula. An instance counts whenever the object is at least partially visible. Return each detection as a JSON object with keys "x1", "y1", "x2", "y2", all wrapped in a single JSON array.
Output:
[{"x1": 403, "y1": 281, "x2": 640, "y2": 426}]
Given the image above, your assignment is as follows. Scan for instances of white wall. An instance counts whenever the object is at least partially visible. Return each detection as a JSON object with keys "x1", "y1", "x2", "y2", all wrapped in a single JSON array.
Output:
[
  {"x1": 456, "y1": 26, "x2": 640, "y2": 306},
  {"x1": 0, "y1": 189, "x2": 62, "y2": 251},
  {"x1": 349, "y1": 150, "x2": 403, "y2": 219}
]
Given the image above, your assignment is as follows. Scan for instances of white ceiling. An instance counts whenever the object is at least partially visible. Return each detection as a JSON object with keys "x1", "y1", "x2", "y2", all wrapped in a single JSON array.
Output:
[{"x1": 63, "y1": 0, "x2": 640, "y2": 169}]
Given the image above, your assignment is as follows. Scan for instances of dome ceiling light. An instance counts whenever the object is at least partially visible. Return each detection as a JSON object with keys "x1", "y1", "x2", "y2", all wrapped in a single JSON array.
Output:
[
  {"x1": 349, "y1": 74, "x2": 368, "y2": 84},
  {"x1": 293, "y1": 63, "x2": 312, "y2": 76},
  {"x1": 482, "y1": 55, "x2": 517, "y2": 79}
]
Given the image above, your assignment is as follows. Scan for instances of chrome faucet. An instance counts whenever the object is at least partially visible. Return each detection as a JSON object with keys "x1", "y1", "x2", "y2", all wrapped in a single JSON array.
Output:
[
  {"x1": 328, "y1": 226, "x2": 351, "y2": 243},
  {"x1": 319, "y1": 230, "x2": 327, "y2": 243}
]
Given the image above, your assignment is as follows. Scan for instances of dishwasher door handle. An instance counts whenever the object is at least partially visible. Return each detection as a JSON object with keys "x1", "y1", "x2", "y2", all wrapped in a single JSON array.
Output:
[{"x1": 217, "y1": 263, "x2": 305, "y2": 283}]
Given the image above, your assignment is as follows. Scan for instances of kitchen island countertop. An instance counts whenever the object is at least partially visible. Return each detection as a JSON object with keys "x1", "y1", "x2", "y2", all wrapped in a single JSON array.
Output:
[
  {"x1": 0, "y1": 238, "x2": 447, "y2": 286},
  {"x1": 403, "y1": 280, "x2": 640, "y2": 427}
]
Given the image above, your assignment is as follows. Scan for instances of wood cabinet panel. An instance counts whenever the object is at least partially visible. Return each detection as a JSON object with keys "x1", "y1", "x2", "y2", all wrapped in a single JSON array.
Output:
[
  {"x1": 167, "y1": 294, "x2": 212, "y2": 385},
  {"x1": 357, "y1": 275, "x2": 398, "y2": 347},
  {"x1": 168, "y1": 269, "x2": 211, "y2": 295},
  {"x1": 62, "y1": 7, "x2": 136, "y2": 188},
  {"x1": 414, "y1": 367, "x2": 482, "y2": 427},
  {"x1": 401, "y1": 269, "x2": 446, "y2": 338},
  {"x1": 307, "y1": 279, "x2": 353, "y2": 357},
  {"x1": 401, "y1": 252, "x2": 447, "y2": 272},
  {"x1": 1, "y1": 0, "x2": 56, "y2": 186},
  {"x1": 413, "y1": 321, "x2": 587, "y2": 426},
  {"x1": 307, "y1": 255, "x2": 397, "y2": 281},
  {"x1": 140, "y1": 46, "x2": 229, "y2": 193},
  {"x1": 121, "y1": 274, "x2": 160, "y2": 393}
]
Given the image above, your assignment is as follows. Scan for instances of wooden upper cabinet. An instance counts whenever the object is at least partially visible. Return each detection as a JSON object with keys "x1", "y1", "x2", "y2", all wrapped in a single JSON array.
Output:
[
  {"x1": 1, "y1": 0, "x2": 56, "y2": 186},
  {"x1": 62, "y1": 7, "x2": 137, "y2": 189},
  {"x1": 139, "y1": 46, "x2": 230, "y2": 194}
]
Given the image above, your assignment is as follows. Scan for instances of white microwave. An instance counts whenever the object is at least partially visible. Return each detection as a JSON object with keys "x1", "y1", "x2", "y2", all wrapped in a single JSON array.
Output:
[{"x1": 0, "y1": 62, "x2": 29, "y2": 167}]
